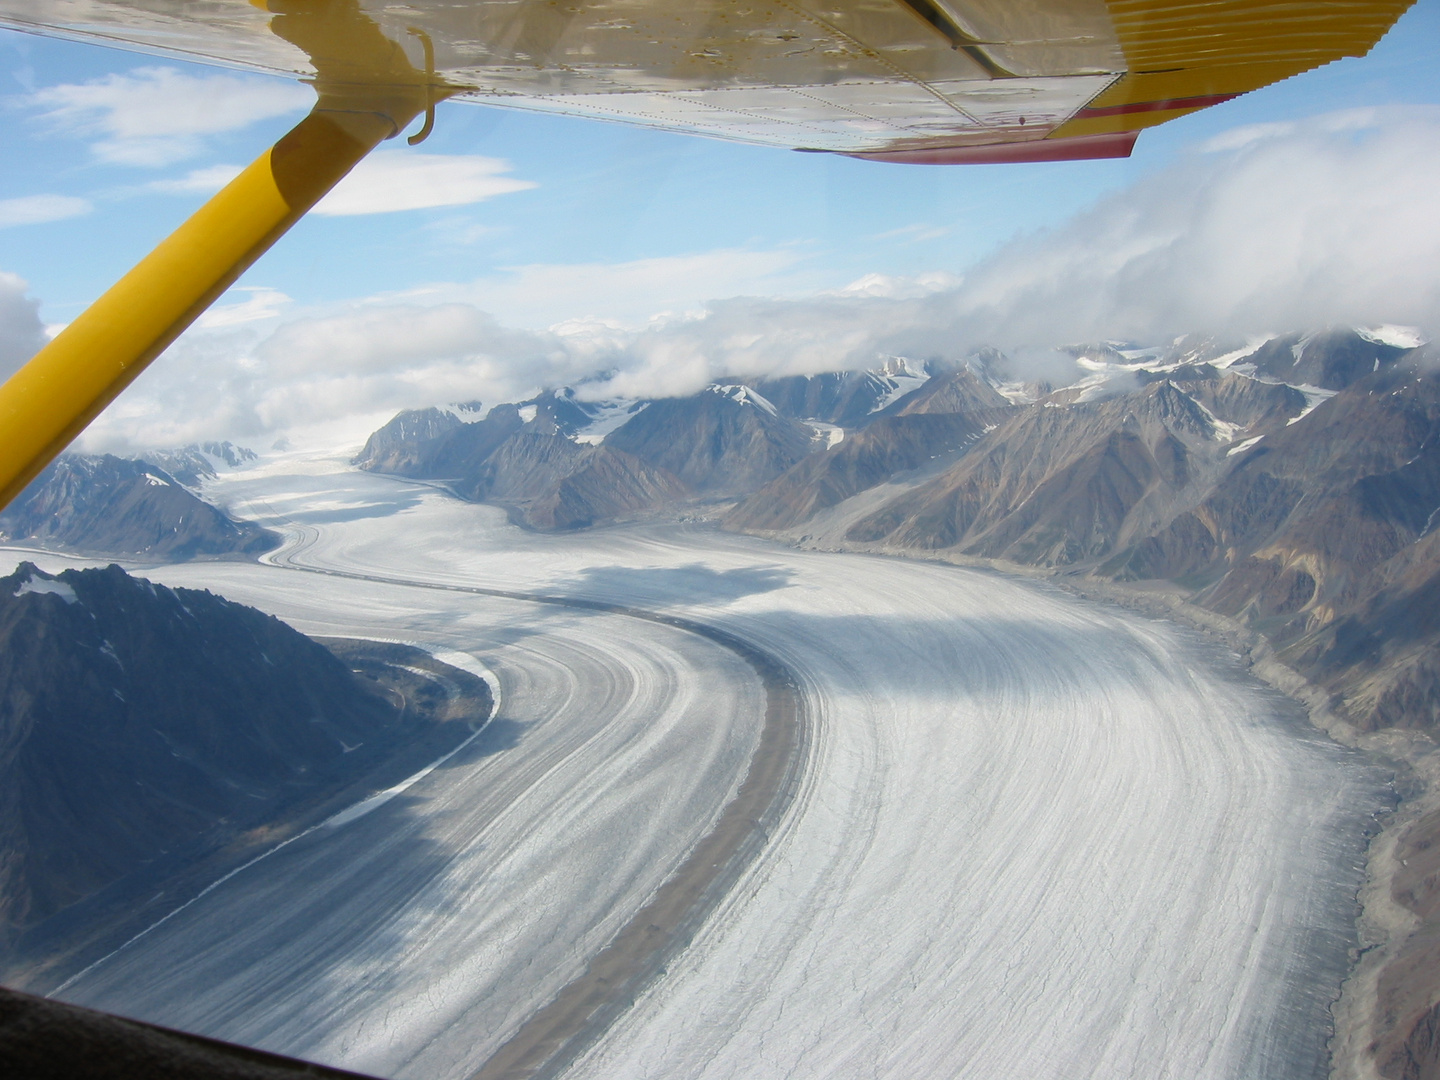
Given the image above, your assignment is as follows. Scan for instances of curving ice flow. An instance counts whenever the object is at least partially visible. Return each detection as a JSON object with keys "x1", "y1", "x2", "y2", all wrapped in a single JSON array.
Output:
[{"x1": 18, "y1": 450, "x2": 1385, "y2": 1080}]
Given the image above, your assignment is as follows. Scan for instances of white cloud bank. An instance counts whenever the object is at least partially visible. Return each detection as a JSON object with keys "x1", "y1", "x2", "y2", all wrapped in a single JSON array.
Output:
[
  {"x1": 942, "y1": 106, "x2": 1440, "y2": 346},
  {"x1": 30, "y1": 67, "x2": 311, "y2": 166},
  {"x1": 67, "y1": 105, "x2": 1440, "y2": 453}
]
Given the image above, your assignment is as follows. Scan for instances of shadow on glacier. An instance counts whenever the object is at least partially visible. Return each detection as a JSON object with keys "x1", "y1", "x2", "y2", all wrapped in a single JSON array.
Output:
[
  {"x1": 54, "y1": 714, "x2": 535, "y2": 1056},
  {"x1": 273, "y1": 494, "x2": 426, "y2": 525},
  {"x1": 555, "y1": 562, "x2": 796, "y2": 607}
]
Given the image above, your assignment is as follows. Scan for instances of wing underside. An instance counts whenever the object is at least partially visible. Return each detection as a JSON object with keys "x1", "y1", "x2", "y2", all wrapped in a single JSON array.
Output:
[{"x1": 0, "y1": 0, "x2": 1415, "y2": 163}]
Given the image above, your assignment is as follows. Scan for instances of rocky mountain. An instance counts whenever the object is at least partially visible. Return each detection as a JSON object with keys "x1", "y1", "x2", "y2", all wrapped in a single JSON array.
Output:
[
  {"x1": 0, "y1": 562, "x2": 488, "y2": 946},
  {"x1": 722, "y1": 328, "x2": 1437, "y2": 739},
  {"x1": 0, "y1": 454, "x2": 278, "y2": 561},
  {"x1": 745, "y1": 357, "x2": 930, "y2": 426},
  {"x1": 1239, "y1": 327, "x2": 1416, "y2": 391},
  {"x1": 603, "y1": 385, "x2": 816, "y2": 498},
  {"x1": 141, "y1": 441, "x2": 258, "y2": 489},
  {"x1": 355, "y1": 383, "x2": 816, "y2": 527},
  {"x1": 874, "y1": 366, "x2": 1013, "y2": 418},
  {"x1": 354, "y1": 392, "x2": 684, "y2": 530},
  {"x1": 724, "y1": 370, "x2": 1014, "y2": 533},
  {"x1": 355, "y1": 400, "x2": 518, "y2": 475},
  {"x1": 845, "y1": 369, "x2": 1303, "y2": 562},
  {"x1": 724, "y1": 412, "x2": 996, "y2": 532},
  {"x1": 1100, "y1": 360, "x2": 1440, "y2": 732}
]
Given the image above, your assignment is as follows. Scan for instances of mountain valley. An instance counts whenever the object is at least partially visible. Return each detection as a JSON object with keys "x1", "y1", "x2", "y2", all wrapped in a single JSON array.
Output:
[{"x1": 3, "y1": 322, "x2": 1438, "y2": 1080}]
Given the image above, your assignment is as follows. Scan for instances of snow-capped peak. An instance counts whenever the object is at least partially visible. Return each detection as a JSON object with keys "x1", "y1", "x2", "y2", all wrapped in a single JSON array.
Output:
[
  {"x1": 710, "y1": 384, "x2": 778, "y2": 416},
  {"x1": 1357, "y1": 325, "x2": 1427, "y2": 350},
  {"x1": 571, "y1": 398, "x2": 650, "y2": 445},
  {"x1": 440, "y1": 401, "x2": 488, "y2": 423},
  {"x1": 873, "y1": 356, "x2": 925, "y2": 380},
  {"x1": 14, "y1": 571, "x2": 78, "y2": 604}
]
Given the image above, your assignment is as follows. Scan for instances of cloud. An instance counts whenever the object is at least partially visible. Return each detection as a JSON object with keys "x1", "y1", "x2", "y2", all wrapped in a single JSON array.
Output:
[
  {"x1": 30, "y1": 67, "x2": 310, "y2": 166},
  {"x1": 78, "y1": 300, "x2": 607, "y2": 454},
  {"x1": 827, "y1": 271, "x2": 961, "y2": 299},
  {"x1": 0, "y1": 194, "x2": 92, "y2": 228},
  {"x1": 148, "y1": 164, "x2": 245, "y2": 195},
  {"x1": 873, "y1": 223, "x2": 951, "y2": 243},
  {"x1": 942, "y1": 105, "x2": 1440, "y2": 347},
  {"x1": 312, "y1": 152, "x2": 536, "y2": 216},
  {"x1": 415, "y1": 248, "x2": 812, "y2": 330},
  {"x1": 73, "y1": 105, "x2": 1440, "y2": 452},
  {"x1": 195, "y1": 288, "x2": 292, "y2": 329},
  {"x1": 256, "y1": 303, "x2": 568, "y2": 376},
  {"x1": 0, "y1": 273, "x2": 46, "y2": 382}
]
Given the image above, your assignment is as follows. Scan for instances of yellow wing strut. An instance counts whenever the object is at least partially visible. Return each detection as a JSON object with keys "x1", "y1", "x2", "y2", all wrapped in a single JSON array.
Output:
[{"x1": 0, "y1": 0, "x2": 443, "y2": 511}]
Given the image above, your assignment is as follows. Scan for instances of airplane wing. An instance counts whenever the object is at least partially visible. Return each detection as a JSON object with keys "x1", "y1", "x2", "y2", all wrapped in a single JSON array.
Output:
[{"x1": 0, "y1": 0, "x2": 1415, "y2": 163}]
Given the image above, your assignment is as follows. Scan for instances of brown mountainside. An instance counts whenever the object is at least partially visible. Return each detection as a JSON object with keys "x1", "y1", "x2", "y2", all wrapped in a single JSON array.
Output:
[
  {"x1": 745, "y1": 369, "x2": 911, "y2": 426},
  {"x1": 878, "y1": 367, "x2": 1012, "y2": 418},
  {"x1": 846, "y1": 373, "x2": 1300, "y2": 563},
  {"x1": 354, "y1": 394, "x2": 683, "y2": 529},
  {"x1": 1106, "y1": 362, "x2": 1440, "y2": 732},
  {"x1": 604, "y1": 386, "x2": 816, "y2": 497},
  {"x1": 725, "y1": 409, "x2": 1007, "y2": 532}
]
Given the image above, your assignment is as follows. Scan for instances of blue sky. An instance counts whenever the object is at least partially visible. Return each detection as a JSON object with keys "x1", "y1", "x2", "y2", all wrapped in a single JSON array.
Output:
[{"x1": 0, "y1": 1, "x2": 1437, "y2": 450}]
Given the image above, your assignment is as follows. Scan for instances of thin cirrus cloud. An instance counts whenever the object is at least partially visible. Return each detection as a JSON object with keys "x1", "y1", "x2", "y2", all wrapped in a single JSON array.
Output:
[
  {"x1": 30, "y1": 67, "x2": 311, "y2": 166},
  {"x1": 146, "y1": 153, "x2": 536, "y2": 217},
  {"x1": 195, "y1": 288, "x2": 293, "y2": 329},
  {"x1": 311, "y1": 151, "x2": 537, "y2": 216},
  {"x1": 147, "y1": 164, "x2": 246, "y2": 195},
  {"x1": 0, "y1": 194, "x2": 93, "y2": 228}
]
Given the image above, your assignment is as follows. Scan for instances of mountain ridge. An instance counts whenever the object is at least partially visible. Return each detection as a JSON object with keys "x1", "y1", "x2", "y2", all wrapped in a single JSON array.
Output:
[{"x1": 0, "y1": 562, "x2": 491, "y2": 967}]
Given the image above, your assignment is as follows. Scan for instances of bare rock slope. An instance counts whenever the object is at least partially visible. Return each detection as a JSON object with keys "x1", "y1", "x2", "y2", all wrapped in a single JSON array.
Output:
[
  {"x1": 0, "y1": 562, "x2": 488, "y2": 951},
  {"x1": 0, "y1": 455, "x2": 278, "y2": 561}
]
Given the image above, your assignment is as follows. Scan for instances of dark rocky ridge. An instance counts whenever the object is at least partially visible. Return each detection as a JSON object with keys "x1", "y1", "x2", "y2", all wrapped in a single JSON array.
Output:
[
  {"x1": 0, "y1": 562, "x2": 489, "y2": 951},
  {"x1": 1092, "y1": 362, "x2": 1440, "y2": 735},
  {"x1": 355, "y1": 385, "x2": 815, "y2": 527},
  {"x1": 844, "y1": 372, "x2": 1298, "y2": 562},
  {"x1": 354, "y1": 394, "x2": 685, "y2": 530},
  {"x1": 724, "y1": 410, "x2": 1008, "y2": 532},
  {"x1": 0, "y1": 455, "x2": 278, "y2": 561},
  {"x1": 141, "y1": 442, "x2": 259, "y2": 490},
  {"x1": 874, "y1": 367, "x2": 1012, "y2": 418},
  {"x1": 744, "y1": 362, "x2": 925, "y2": 427},
  {"x1": 603, "y1": 386, "x2": 815, "y2": 498},
  {"x1": 1241, "y1": 328, "x2": 1413, "y2": 391}
]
